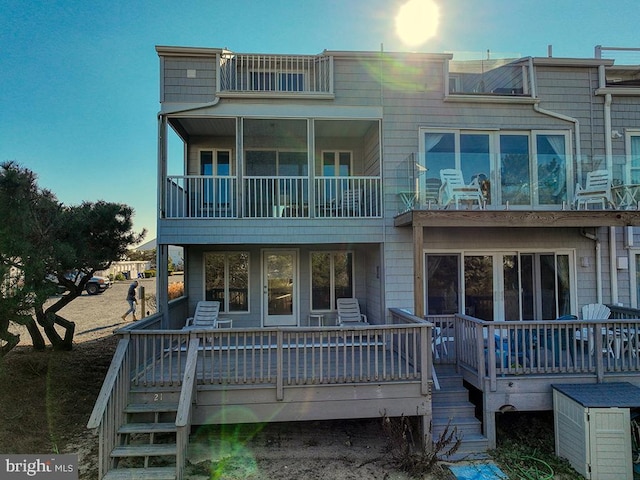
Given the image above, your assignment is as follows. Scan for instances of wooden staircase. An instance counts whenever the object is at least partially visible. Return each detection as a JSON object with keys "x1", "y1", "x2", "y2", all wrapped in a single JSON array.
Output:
[
  {"x1": 103, "y1": 389, "x2": 181, "y2": 480},
  {"x1": 432, "y1": 366, "x2": 488, "y2": 460}
]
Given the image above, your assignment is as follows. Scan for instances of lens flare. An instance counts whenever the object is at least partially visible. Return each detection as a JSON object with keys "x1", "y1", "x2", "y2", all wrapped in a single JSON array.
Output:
[{"x1": 395, "y1": 0, "x2": 440, "y2": 47}]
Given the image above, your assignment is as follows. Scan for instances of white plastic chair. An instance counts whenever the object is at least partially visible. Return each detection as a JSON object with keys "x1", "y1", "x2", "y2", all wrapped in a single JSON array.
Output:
[
  {"x1": 579, "y1": 303, "x2": 614, "y2": 357},
  {"x1": 574, "y1": 170, "x2": 613, "y2": 209},
  {"x1": 439, "y1": 169, "x2": 484, "y2": 209},
  {"x1": 336, "y1": 298, "x2": 369, "y2": 326},
  {"x1": 183, "y1": 301, "x2": 226, "y2": 330}
]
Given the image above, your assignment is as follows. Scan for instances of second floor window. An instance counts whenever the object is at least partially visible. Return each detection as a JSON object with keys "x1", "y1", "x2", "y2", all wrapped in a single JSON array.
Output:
[
  {"x1": 311, "y1": 252, "x2": 353, "y2": 311},
  {"x1": 204, "y1": 252, "x2": 249, "y2": 312}
]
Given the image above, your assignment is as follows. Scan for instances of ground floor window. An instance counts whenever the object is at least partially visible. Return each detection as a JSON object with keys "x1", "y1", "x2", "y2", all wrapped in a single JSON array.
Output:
[
  {"x1": 204, "y1": 252, "x2": 249, "y2": 312},
  {"x1": 426, "y1": 251, "x2": 574, "y2": 321},
  {"x1": 311, "y1": 252, "x2": 353, "y2": 310}
]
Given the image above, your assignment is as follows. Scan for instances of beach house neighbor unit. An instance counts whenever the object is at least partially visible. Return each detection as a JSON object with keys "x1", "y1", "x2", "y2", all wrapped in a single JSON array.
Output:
[{"x1": 88, "y1": 45, "x2": 640, "y2": 480}]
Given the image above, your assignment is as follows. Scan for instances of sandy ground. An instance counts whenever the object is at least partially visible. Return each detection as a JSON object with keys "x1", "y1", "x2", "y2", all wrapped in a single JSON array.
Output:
[{"x1": 10, "y1": 276, "x2": 453, "y2": 480}]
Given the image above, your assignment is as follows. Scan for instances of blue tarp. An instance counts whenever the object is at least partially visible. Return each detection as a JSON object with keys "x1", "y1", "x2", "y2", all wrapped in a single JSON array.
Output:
[{"x1": 449, "y1": 463, "x2": 508, "y2": 480}]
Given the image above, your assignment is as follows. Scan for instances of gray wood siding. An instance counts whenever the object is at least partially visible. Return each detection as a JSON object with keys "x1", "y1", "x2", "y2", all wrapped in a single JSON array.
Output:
[{"x1": 162, "y1": 57, "x2": 216, "y2": 104}]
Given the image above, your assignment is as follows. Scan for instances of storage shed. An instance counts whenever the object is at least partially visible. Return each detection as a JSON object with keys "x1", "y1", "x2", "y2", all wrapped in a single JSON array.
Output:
[{"x1": 553, "y1": 382, "x2": 640, "y2": 480}]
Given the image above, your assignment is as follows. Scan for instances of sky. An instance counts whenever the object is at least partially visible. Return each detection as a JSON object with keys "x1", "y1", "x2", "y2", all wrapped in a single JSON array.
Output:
[{"x1": 1, "y1": 0, "x2": 639, "y2": 243}]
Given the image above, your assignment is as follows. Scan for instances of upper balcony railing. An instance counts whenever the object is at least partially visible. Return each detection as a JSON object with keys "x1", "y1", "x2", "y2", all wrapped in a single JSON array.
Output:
[
  {"x1": 218, "y1": 53, "x2": 333, "y2": 95},
  {"x1": 595, "y1": 46, "x2": 640, "y2": 88},
  {"x1": 397, "y1": 153, "x2": 640, "y2": 212},
  {"x1": 164, "y1": 175, "x2": 381, "y2": 219},
  {"x1": 447, "y1": 51, "x2": 530, "y2": 97}
]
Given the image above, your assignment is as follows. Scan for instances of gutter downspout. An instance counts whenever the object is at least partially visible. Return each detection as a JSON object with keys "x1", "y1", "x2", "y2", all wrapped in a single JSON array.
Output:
[
  {"x1": 603, "y1": 92, "x2": 619, "y2": 304},
  {"x1": 582, "y1": 229, "x2": 603, "y2": 304},
  {"x1": 528, "y1": 58, "x2": 582, "y2": 168}
]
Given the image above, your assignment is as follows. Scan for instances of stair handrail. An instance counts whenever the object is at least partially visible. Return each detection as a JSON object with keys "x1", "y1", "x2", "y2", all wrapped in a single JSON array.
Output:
[
  {"x1": 86, "y1": 337, "x2": 131, "y2": 479},
  {"x1": 175, "y1": 336, "x2": 200, "y2": 480}
]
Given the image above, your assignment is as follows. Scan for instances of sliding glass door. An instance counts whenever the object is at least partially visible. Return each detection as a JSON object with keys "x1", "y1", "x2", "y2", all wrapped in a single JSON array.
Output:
[{"x1": 426, "y1": 251, "x2": 574, "y2": 321}]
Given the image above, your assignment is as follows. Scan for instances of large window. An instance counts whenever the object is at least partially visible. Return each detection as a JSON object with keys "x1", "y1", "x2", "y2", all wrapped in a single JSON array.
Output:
[
  {"x1": 426, "y1": 251, "x2": 574, "y2": 321},
  {"x1": 311, "y1": 252, "x2": 353, "y2": 310},
  {"x1": 204, "y1": 252, "x2": 249, "y2": 312},
  {"x1": 627, "y1": 132, "x2": 640, "y2": 183},
  {"x1": 420, "y1": 129, "x2": 570, "y2": 208}
]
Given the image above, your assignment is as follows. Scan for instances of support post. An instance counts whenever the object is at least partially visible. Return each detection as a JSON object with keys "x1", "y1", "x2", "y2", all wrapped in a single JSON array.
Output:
[
  {"x1": 413, "y1": 225, "x2": 424, "y2": 317},
  {"x1": 157, "y1": 244, "x2": 169, "y2": 329}
]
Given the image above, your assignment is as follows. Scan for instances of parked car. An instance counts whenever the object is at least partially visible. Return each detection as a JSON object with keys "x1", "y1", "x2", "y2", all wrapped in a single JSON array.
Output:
[
  {"x1": 84, "y1": 276, "x2": 111, "y2": 295},
  {"x1": 48, "y1": 272, "x2": 111, "y2": 295}
]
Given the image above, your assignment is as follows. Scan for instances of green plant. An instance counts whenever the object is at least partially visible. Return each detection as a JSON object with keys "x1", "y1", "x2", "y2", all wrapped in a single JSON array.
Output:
[
  {"x1": 114, "y1": 272, "x2": 126, "y2": 281},
  {"x1": 381, "y1": 413, "x2": 460, "y2": 478}
]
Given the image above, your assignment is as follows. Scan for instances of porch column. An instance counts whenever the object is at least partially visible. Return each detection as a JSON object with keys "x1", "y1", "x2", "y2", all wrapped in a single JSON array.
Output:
[
  {"x1": 157, "y1": 244, "x2": 169, "y2": 329},
  {"x1": 413, "y1": 224, "x2": 424, "y2": 317}
]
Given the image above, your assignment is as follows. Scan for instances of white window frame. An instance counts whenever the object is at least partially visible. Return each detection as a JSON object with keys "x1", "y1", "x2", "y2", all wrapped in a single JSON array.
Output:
[
  {"x1": 198, "y1": 149, "x2": 234, "y2": 176},
  {"x1": 310, "y1": 250, "x2": 354, "y2": 313},
  {"x1": 203, "y1": 251, "x2": 250, "y2": 313},
  {"x1": 625, "y1": 129, "x2": 640, "y2": 184}
]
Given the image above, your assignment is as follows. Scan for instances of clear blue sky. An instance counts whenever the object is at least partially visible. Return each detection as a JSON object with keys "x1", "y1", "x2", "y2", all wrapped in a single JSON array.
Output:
[{"x1": 1, "y1": 0, "x2": 638, "y2": 242}]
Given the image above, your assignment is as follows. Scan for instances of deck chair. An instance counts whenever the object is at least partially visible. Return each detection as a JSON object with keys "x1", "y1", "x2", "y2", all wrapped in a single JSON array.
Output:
[
  {"x1": 183, "y1": 301, "x2": 221, "y2": 330},
  {"x1": 336, "y1": 298, "x2": 369, "y2": 326},
  {"x1": 339, "y1": 188, "x2": 362, "y2": 216},
  {"x1": 423, "y1": 178, "x2": 441, "y2": 208},
  {"x1": 574, "y1": 170, "x2": 613, "y2": 209},
  {"x1": 439, "y1": 169, "x2": 484, "y2": 209},
  {"x1": 580, "y1": 303, "x2": 613, "y2": 357}
]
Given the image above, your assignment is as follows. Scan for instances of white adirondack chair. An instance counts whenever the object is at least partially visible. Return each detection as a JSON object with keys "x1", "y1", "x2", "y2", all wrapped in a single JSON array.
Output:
[
  {"x1": 579, "y1": 303, "x2": 613, "y2": 357},
  {"x1": 574, "y1": 170, "x2": 613, "y2": 209}
]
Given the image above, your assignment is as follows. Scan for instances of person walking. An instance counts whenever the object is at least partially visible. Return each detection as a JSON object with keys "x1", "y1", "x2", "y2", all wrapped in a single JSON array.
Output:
[{"x1": 122, "y1": 280, "x2": 139, "y2": 321}]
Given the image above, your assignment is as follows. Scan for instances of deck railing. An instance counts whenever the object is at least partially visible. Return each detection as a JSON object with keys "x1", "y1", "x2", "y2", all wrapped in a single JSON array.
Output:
[
  {"x1": 447, "y1": 314, "x2": 640, "y2": 392},
  {"x1": 165, "y1": 175, "x2": 382, "y2": 219},
  {"x1": 218, "y1": 53, "x2": 332, "y2": 95},
  {"x1": 87, "y1": 338, "x2": 132, "y2": 480}
]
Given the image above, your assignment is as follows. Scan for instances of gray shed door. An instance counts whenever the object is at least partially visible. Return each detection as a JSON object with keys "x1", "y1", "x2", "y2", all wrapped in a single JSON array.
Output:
[{"x1": 588, "y1": 407, "x2": 632, "y2": 480}]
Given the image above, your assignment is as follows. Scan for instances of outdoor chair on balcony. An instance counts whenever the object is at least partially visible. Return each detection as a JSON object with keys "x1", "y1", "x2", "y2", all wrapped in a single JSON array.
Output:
[
  {"x1": 576, "y1": 303, "x2": 614, "y2": 357},
  {"x1": 183, "y1": 301, "x2": 232, "y2": 330},
  {"x1": 423, "y1": 178, "x2": 441, "y2": 208},
  {"x1": 439, "y1": 169, "x2": 484, "y2": 209},
  {"x1": 337, "y1": 298, "x2": 369, "y2": 326},
  {"x1": 573, "y1": 170, "x2": 614, "y2": 209},
  {"x1": 339, "y1": 188, "x2": 362, "y2": 216}
]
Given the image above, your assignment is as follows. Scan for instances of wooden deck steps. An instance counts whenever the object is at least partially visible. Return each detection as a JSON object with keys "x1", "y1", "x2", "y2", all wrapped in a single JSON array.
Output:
[
  {"x1": 103, "y1": 399, "x2": 180, "y2": 480},
  {"x1": 432, "y1": 366, "x2": 488, "y2": 460}
]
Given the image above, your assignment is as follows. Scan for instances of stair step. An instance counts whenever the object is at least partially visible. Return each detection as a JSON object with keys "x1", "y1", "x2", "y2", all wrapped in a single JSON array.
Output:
[
  {"x1": 432, "y1": 416, "x2": 482, "y2": 438},
  {"x1": 119, "y1": 423, "x2": 177, "y2": 434},
  {"x1": 432, "y1": 389, "x2": 469, "y2": 403},
  {"x1": 103, "y1": 467, "x2": 176, "y2": 480},
  {"x1": 111, "y1": 444, "x2": 177, "y2": 458},
  {"x1": 432, "y1": 401, "x2": 476, "y2": 417},
  {"x1": 124, "y1": 403, "x2": 179, "y2": 414}
]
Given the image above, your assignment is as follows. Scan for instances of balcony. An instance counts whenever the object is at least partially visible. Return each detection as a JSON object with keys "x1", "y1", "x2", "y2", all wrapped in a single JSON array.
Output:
[
  {"x1": 595, "y1": 46, "x2": 640, "y2": 88},
  {"x1": 396, "y1": 153, "x2": 640, "y2": 213},
  {"x1": 447, "y1": 52, "x2": 530, "y2": 97},
  {"x1": 217, "y1": 52, "x2": 333, "y2": 97},
  {"x1": 164, "y1": 175, "x2": 381, "y2": 219}
]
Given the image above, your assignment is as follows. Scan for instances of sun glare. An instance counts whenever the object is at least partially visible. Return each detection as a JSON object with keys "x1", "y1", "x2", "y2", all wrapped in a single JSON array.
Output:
[{"x1": 395, "y1": 0, "x2": 440, "y2": 47}]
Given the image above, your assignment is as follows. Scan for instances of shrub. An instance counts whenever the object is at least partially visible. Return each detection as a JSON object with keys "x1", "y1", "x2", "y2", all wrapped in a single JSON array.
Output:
[
  {"x1": 144, "y1": 270, "x2": 156, "y2": 278},
  {"x1": 168, "y1": 282, "x2": 184, "y2": 300},
  {"x1": 381, "y1": 413, "x2": 460, "y2": 478},
  {"x1": 114, "y1": 272, "x2": 126, "y2": 282}
]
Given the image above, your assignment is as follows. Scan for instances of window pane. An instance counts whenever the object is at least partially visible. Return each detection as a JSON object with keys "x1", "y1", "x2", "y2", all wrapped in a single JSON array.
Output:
[
  {"x1": 228, "y1": 253, "x2": 248, "y2": 312},
  {"x1": 311, "y1": 253, "x2": 331, "y2": 310},
  {"x1": 334, "y1": 253, "x2": 353, "y2": 304},
  {"x1": 539, "y1": 254, "x2": 570, "y2": 319},
  {"x1": 426, "y1": 255, "x2": 459, "y2": 315},
  {"x1": 464, "y1": 255, "x2": 494, "y2": 321},
  {"x1": 246, "y1": 151, "x2": 277, "y2": 175},
  {"x1": 205, "y1": 253, "x2": 225, "y2": 305},
  {"x1": 631, "y1": 136, "x2": 640, "y2": 184},
  {"x1": 200, "y1": 151, "x2": 213, "y2": 175},
  {"x1": 425, "y1": 133, "x2": 455, "y2": 181},
  {"x1": 338, "y1": 152, "x2": 351, "y2": 176},
  {"x1": 217, "y1": 151, "x2": 231, "y2": 176},
  {"x1": 461, "y1": 134, "x2": 491, "y2": 203},
  {"x1": 501, "y1": 135, "x2": 530, "y2": 205},
  {"x1": 503, "y1": 255, "x2": 520, "y2": 321},
  {"x1": 279, "y1": 151, "x2": 308, "y2": 176},
  {"x1": 536, "y1": 135, "x2": 566, "y2": 205}
]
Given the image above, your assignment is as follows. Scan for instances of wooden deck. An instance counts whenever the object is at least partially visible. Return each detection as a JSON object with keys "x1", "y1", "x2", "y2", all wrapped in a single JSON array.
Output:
[{"x1": 426, "y1": 311, "x2": 640, "y2": 447}]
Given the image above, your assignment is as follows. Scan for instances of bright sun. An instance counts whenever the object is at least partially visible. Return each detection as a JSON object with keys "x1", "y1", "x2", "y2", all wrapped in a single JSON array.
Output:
[{"x1": 395, "y1": 0, "x2": 440, "y2": 47}]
